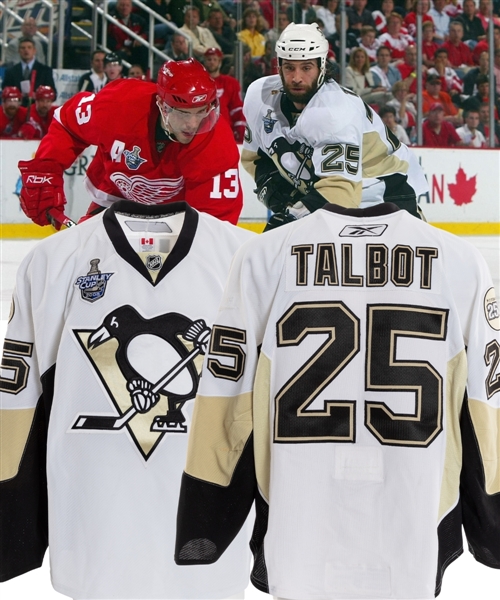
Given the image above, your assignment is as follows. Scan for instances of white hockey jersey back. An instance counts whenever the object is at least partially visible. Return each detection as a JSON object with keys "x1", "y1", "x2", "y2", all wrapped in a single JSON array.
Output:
[
  {"x1": 0, "y1": 201, "x2": 255, "y2": 599},
  {"x1": 176, "y1": 203, "x2": 500, "y2": 600}
]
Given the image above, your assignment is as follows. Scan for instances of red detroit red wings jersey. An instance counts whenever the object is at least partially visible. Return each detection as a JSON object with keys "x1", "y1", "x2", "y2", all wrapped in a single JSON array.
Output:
[
  {"x1": 0, "y1": 106, "x2": 28, "y2": 139},
  {"x1": 36, "y1": 79, "x2": 243, "y2": 224},
  {"x1": 28, "y1": 105, "x2": 58, "y2": 138},
  {"x1": 214, "y1": 74, "x2": 245, "y2": 143}
]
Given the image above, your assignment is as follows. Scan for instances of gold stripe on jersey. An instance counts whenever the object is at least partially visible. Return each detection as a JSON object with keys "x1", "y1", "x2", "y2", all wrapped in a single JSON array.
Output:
[
  {"x1": 185, "y1": 392, "x2": 253, "y2": 486},
  {"x1": 241, "y1": 149, "x2": 259, "y2": 179},
  {"x1": 468, "y1": 398, "x2": 500, "y2": 495},
  {"x1": 0, "y1": 408, "x2": 35, "y2": 480},
  {"x1": 254, "y1": 352, "x2": 272, "y2": 502},
  {"x1": 362, "y1": 131, "x2": 409, "y2": 179},
  {"x1": 438, "y1": 349, "x2": 467, "y2": 521},
  {"x1": 314, "y1": 178, "x2": 362, "y2": 208}
]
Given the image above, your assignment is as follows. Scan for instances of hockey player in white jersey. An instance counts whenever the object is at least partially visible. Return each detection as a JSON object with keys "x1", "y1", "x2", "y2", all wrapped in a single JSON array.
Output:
[
  {"x1": 176, "y1": 202, "x2": 500, "y2": 599},
  {"x1": 242, "y1": 23, "x2": 428, "y2": 229}
]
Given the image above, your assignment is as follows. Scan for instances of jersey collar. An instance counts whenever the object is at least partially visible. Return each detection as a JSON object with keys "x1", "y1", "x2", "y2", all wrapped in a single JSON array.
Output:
[
  {"x1": 321, "y1": 202, "x2": 401, "y2": 218},
  {"x1": 103, "y1": 200, "x2": 199, "y2": 286}
]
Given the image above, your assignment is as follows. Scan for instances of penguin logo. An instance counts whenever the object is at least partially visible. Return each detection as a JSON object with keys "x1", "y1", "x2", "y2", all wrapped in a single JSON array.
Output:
[
  {"x1": 71, "y1": 306, "x2": 211, "y2": 461},
  {"x1": 268, "y1": 137, "x2": 316, "y2": 194},
  {"x1": 123, "y1": 145, "x2": 147, "y2": 170},
  {"x1": 74, "y1": 259, "x2": 114, "y2": 303}
]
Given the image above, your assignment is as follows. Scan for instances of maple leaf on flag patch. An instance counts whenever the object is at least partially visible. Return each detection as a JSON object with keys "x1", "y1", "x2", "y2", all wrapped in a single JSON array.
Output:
[{"x1": 447, "y1": 166, "x2": 477, "y2": 206}]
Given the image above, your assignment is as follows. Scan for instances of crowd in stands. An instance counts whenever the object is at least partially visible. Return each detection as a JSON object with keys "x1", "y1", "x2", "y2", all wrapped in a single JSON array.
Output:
[{"x1": 2, "y1": 0, "x2": 500, "y2": 147}]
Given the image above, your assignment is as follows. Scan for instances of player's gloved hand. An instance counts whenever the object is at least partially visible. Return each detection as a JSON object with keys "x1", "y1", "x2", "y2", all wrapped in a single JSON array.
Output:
[
  {"x1": 263, "y1": 209, "x2": 297, "y2": 232},
  {"x1": 299, "y1": 189, "x2": 328, "y2": 214},
  {"x1": 255, "y1": 170, "x2": 299, "y2": 213},
  {"x1": 18, "y1": 158, "x2": 66, "y2": 226}
]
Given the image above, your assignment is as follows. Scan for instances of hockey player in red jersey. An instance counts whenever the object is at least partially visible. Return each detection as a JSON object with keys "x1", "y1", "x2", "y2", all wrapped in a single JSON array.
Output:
[
  {"x1": 27, "y1": 85, "x2": 58, "y2": 138},
  {"x1": 204, "y1": 47, "x2": 246, "y2": 143},
  {"x1": 0, "y1": 87, "x2": 36, "y2": 139},
  {"x1": 18, "y1": 59, "x2": 243, "y2": 226}
]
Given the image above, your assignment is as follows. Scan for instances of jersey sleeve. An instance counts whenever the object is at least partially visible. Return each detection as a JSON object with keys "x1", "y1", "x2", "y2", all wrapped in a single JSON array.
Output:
[
  {"x1": 175, "y1": 237, "x2": 277, "y2": 565},
  {"x1": 0, "y1": 252, "x2": 49, "y2": 581},
  {"x1": 0, "y1": 233, "x2": 81, "y2": 581},
  {"x1": 35, "y1": 91, "x2": 99, "y2": 169},
  {"x1": 452, "y1": 250, "x2": 500, "y2": 567}
]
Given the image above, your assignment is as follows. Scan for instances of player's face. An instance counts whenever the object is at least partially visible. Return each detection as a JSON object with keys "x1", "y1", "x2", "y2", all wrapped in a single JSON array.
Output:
[
  {"x1": 3, "y1": 99, "x2": 20, "y2": 118},
  {"x1": 204, "y1": 54, "x2": 221, "y2": 74},
  {"x1": 105, "y1": 63, "x2": 123, "y2": 80},
  {"x1": 280, "y1": 59, "x2": 320, "y2": 108},
  {"x1": 165, "y1": 105, "x2": 212, "y2": 144},
  {"x1": 36, "y1": 98, "x2": 52, "y2": 117}
]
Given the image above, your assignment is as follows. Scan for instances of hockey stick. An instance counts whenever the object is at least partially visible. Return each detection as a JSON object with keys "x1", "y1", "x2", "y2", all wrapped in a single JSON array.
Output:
[
  {"x1": 47, "y1": 208, "x2": 77, "y2": 230},
  {"x1": 72, "y1": 320, "x2": 211, "y2": 431},
  {"x1": 25, "y1": 69, "x2": 37, "y2": 122}
]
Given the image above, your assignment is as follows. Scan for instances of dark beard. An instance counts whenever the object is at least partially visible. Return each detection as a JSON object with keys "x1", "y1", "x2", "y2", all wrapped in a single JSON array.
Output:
[{"x1": 281, "y1": 77, "x2": 318, "y2": 106}]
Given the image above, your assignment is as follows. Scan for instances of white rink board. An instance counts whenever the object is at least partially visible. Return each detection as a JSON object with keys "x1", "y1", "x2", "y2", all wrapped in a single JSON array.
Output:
[{"x1": 1, "y1": 141, "x2": 498, "y2": 226}]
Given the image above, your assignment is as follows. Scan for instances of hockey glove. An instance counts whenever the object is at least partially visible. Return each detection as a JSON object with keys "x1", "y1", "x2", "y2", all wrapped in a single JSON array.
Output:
[
  {"x1": 255, "y1": 170, "x2": 300, "y2": 213},
  {"x1": 299, "y1": 188, "x2": 328, "y2": 214},
  {"x1": 263, "y1": 209, "x2": 298, "y2": 232},
  {"x1": 19, "y1": 158, "x2": 66, "y2": 227}
]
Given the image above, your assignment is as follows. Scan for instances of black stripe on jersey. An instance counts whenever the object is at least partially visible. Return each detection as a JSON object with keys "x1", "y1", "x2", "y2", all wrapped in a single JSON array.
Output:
[
  {"x1": 435, "y1": 499, "x2": 463, "y2": 596},
  {"x1": 460, "y1": 396, "x2": 500, "y2": 568},
  {"x1": 175, "y1": 433, "x2": 256, "y2": 565},
  {"x1": 103, "y1": 200, "x2": 199, "y2": 286},
  {"x1": 0, "y1": 364, "x2": 54, "y2": 582}
]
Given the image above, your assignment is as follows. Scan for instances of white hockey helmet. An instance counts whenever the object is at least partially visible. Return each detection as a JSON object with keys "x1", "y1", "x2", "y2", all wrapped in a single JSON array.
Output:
[{"x1": 275, "y1": 23, "x2": 329, "y2": 86}]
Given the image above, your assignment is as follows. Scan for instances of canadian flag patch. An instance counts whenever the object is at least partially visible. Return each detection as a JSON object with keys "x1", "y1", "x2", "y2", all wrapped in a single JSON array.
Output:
[{"x1": 141, "y1": 237, "x2": 154, "y2": 251}]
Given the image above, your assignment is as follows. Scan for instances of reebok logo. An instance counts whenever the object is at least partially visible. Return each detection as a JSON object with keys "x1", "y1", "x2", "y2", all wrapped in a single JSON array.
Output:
[
  {"x1": 192, "y1": 94, "x2": 207, "y2": 103},
  {"x1": 339, "y1": 224, "x2": 388, "y2": 237},
  {"x1": 26, "y1": 175, "x2": 53, "y2": 184}
]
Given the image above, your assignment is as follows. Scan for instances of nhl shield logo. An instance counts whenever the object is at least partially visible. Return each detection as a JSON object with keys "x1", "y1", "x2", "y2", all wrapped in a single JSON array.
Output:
[
  {"x1": 75, "y1": 259, "x2": 113, "y2": 302},
  {"x1": 146, "y1": 255, "x2": 162, "y2": 271},
  {"x1": 263, "y1": 109, "x2": 277, "y2": 133},
  {"x1": 123, "y1": 145, "x2": 147, "y2": 170}
]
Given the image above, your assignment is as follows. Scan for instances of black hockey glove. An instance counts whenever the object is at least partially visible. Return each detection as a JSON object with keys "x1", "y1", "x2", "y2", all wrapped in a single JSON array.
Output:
[
  {"x1": 254, "y1": 170, "x2": 300, "y2": 213},
  {"x1": 263, "y1": 209, "x2": 298, "y2": 232},
  {"x1": 299, "y1": 188, "x2": 329, "y2": 214}
]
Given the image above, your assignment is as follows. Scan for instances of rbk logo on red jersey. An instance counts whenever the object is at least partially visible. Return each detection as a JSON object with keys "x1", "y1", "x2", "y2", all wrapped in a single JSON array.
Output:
[{"x1": 26, "y1": 175, "x2": 52, "y2": 184}]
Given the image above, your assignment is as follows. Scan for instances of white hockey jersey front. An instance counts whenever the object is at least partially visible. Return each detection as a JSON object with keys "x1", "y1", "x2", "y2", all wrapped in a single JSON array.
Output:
[
  {"x1": 175, "y1": 203, "x2": 500, "y2": 600},
  {"x1": 0, "y1": 201, "x2": 254, "y2": 599}
]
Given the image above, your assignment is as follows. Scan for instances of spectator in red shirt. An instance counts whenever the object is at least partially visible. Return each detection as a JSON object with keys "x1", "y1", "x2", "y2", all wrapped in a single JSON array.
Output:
[
  {"x1": 422, "y1": 102, "x2": 463, "y2": 146},
  {"x1": 422, "y1": 73, "x2": 462, "y2": 125},
  {"x1": 404, "y1": 0, "x2": 434, "y2": 38},
  {"x1": 28, "y1": 85, "x2": 58, "y2": 138},
  {"x1": 442, "y1": 21, "x2": 475, "y2": 67},
  {"x1": 108, "y1": 0, "x2": 149, "y2": 71},
  {"x1": 378, "y1": 13, "x2": 414, "y2": 61},
  {"x1": 422, "y1": 21, "x2": 440, "y2": 67},
  {"x1": 203, "y1": 47, "x2": 246, "y2": 143},
  {"x1": 396, "y1": 45, "x2": 425, "y2": 94},
  {"x1": 472, "y1": 24, "x2": 500, "y2": 64},
  {"x1": 427, "y1": 47, "x2": 464, "y2": 99}
]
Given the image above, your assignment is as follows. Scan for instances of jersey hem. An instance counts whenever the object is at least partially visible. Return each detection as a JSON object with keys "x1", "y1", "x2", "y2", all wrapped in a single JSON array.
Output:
[
  {"x1": 52, "y1": 580, "x2": 247, "y2": 600},
  {"x1": 0, "y1": 559, "x2": 44, "y2": 582}
]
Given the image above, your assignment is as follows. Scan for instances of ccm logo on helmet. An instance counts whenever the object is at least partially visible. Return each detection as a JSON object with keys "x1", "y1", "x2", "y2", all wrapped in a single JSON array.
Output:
[
  {"x1": 26, "y1": 175, "x2": 53, "y2": 184},
  {"x1": 192, "y1": 94, "x2": 207, "y2": 103},
  {"x1": 289, "y1": 47, "x2": 306, "y2": 51}
]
